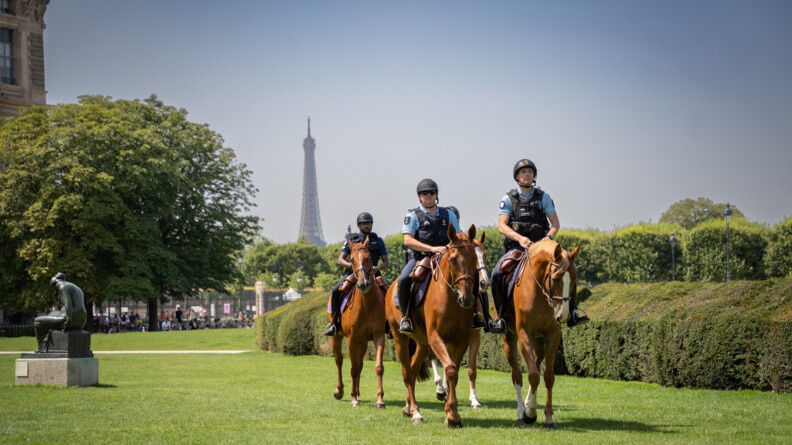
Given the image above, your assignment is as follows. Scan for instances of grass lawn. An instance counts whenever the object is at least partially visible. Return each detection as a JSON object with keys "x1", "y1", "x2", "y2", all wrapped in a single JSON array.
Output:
[{"x1": 1, "y1": 330, "x2": 790, "y2": 444}]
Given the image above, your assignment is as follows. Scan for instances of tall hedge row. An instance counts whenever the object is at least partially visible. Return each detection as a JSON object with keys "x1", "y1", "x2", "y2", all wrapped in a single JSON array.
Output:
[{"x1": 255, "y1": 278, "x2": 792, "y2": 393}]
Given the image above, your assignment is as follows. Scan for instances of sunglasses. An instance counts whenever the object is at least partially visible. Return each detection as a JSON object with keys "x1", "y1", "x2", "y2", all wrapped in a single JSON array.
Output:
[{"x1": 420, "y1": 190, "x2": 436, "y2": 196}]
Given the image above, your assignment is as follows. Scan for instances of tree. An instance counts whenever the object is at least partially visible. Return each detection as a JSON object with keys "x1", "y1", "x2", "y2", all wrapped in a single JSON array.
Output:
[
  {"x1": 660, "y1": 198, "x2": 744, "y2": 230},
  {"x1": 0, "y1": 96, "x2": 259, "y2": 329}
]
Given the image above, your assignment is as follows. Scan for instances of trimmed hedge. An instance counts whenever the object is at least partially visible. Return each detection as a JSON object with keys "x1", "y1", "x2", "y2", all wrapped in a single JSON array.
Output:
[{"x1": 256, "y1": 278, "x2": 792, "y2": 393}]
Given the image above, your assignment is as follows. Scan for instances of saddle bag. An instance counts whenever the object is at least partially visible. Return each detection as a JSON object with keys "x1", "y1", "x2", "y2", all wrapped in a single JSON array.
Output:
[
  {"x1": 338, "y1": 274, "x2": 358, "y2": 293},
  {"x1": 375, "y1": 275, "x2": 388, "y2": 288},
  {"x1": 409, "y1": 257, "x2": 432, "y2": 283},
  {"x1": 500, "y1": 249, "x2": 524, "y2": 276}
]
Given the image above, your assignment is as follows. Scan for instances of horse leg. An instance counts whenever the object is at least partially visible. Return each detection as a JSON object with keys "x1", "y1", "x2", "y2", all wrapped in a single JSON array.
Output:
[
  {"x1": 332, "y1": 335, "x2": 344, "y2": 400},
  {"x1": 348, "y1": 339, "x2": 365, "y2": 407},
  {"x1": 504, "y1": 331, "x2": 526, "y2": 423},
  {"x1": 406, "y1": 343, "x2": 428, "y2": 424},
  {"x1": 393, "y1": 332, "x2": 422, "y2": 423},
  {"x1": 468, "y1": 329, "x2": 481, "y2": 409},
  {"x1": 374, "y1": 333, "x2": 386, "y2": 409},
  {"x1": 428, "y1": 333, "x2": 463, "y2": 428},
  {"x1": 518, "y1": 331, "x2": 540, "y2": 425},
  {"x1": 431, "y1": 359, "x2": 447, "y2": 401},
  {"x1": 542, "y1": 329, "x2": 561, "y2": 428}
]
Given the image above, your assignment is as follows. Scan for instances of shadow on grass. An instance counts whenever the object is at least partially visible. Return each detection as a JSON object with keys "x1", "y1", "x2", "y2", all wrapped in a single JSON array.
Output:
[{"x1": 90, "y1": 383, "x2": 118, "y2": 389}]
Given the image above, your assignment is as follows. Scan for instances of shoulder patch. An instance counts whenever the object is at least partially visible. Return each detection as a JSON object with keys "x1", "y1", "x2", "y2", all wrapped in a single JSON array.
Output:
[
  {"x1": 404, "y1": 216, "x2": 411, "y2": 225},
  {"x1": 499, "y1": 201, "x2": 506, "y2": 209}
]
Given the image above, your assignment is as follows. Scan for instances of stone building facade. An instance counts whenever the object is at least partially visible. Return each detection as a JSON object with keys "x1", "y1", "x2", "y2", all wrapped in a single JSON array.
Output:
[{"x1": 0, "y1": 0, "x2": 49, "y2": 117}]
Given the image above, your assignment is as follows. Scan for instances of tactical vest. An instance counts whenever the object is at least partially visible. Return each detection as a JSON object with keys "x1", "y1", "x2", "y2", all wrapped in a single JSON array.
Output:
[
  {"x1": 411, "y1": 207, "x2": 450, "y2": 259},
  {"x1": 504, "y1": 188, "x2": 550, "y2": 250},
  {"x1": 347, "y1": 232, "x2": 383, "y2": 265}
]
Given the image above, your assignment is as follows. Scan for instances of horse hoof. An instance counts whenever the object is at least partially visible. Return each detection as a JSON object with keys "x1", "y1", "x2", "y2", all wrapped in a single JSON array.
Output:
[
  {"x1": 444, "y1": 419, "x2": 463, "y2": 428},
  {"x1": 375, "y1": 402, "x2": 386, "y2": 410},
  {"x1": 545, "y1": 422, "x2": 556, "y2": 429},
  {"x1": 333, "y1": 390, "x2": 343, "y2": 400},
  {"x1": 523, "y1": 414, "x2": 537, "y2": 425},
  {"x1": 402, "y1": 408, "x2": 411, "y2": 418},
  {"x1": 351, "y1": 401, "x2": 360, "y2": 408},
  {"x1": 471, "y1": 402, "x2": 481, "y2": 409},
  {"x1": 436, "y1": 391, "x2": 447, "y2": 401},
  {"x1": 411, "y1": 416, "x2": 424, "y2": 425}
]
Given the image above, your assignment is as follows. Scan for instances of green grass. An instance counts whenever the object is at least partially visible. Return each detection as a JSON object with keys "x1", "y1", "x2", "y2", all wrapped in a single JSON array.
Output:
[{"x1": 1, "y1": 330, "x2": 790, "y2": 444}]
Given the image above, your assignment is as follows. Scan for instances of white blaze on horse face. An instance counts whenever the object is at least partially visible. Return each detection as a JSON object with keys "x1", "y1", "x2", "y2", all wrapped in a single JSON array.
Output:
[
  {"x1": 558, "y1": 271, "x2": 571, "y2": 323},
  {"x1": 475, "y1": 246, "x2": 490, "y2": 291}
]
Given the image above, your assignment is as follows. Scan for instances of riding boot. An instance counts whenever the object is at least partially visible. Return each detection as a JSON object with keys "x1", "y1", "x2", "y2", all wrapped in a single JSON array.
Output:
[
  {"x1": 397, "y1": 287, "x2": 413, "y2": 334},
  {"x1": 489, "y1": 274, "x2": 507, "y2": 334},
  {"x1": 471, "y1": 290, "x2": 486, "y2": 330},
  {"x1": 479, "y1": 291, "x2": 495, "y2": 332},
  {"x1": 323, "y1": 288, "x2": 342, "y2": 336}
]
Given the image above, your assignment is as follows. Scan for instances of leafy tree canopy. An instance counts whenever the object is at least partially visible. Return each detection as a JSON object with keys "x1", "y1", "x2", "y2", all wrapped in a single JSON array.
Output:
[
  {"x1": 0, "y1": 95, "x2": 259, "y2": 312},
  {"x1": 659, "y1": 198, "x2": 744, "y2": 230}
]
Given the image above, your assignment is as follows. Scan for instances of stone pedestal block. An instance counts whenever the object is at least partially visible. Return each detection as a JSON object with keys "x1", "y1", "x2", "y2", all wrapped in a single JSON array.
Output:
[{"x1": 15, "y1": 357, "x2": 98, "y2": 387}]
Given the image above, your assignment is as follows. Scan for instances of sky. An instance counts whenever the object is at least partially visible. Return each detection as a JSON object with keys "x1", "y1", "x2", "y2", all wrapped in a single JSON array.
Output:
[{"x1": 42, "y1": 1, "x2": 792, "y2": 245}]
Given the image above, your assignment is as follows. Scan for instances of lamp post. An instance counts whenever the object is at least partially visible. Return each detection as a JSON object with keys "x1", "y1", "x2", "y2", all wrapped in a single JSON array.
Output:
[
  {"x1": 669, "y1": 233, "x2": 677, "y2": 281},
  {"x1": 724, "y1": 203, "x2": 732, "y2": 282}
]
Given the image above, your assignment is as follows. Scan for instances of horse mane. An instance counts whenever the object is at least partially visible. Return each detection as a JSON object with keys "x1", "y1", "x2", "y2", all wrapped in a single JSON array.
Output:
[{"x1": 528, "y1": 240, "x2": 568, "y2": 271}]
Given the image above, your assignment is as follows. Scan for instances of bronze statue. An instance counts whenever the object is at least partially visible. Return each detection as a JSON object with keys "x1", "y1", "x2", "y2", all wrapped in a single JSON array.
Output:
[{"x1": 34, "y1": 272, "x2": 87, "y2": 351}]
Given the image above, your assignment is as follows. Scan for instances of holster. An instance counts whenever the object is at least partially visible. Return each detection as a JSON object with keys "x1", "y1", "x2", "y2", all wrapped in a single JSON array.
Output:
[
  {"x1": 409, "y1": 257, "x2": 432, "y2": 283},
  {"x1": 338, "y1": 274, "x2": 358, "y2": 293},
  {"x1": 501, "y1": 249, "x2": 524, "y2": 276}
]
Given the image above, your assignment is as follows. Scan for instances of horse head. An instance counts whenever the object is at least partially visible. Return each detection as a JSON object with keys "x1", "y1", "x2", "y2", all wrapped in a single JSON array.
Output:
[
  {"x1": 349, "y1": 235, "x2": 373, "y2": 293},
  {"x1": 444, "y1": 224, "x2": 479, "y2": 309},
  {"x1": 528, "y1": 240, "x2": 580, "y2": 323},
  {"x1": 473, "y1": 230, "x2": 489, "y2": 292}
]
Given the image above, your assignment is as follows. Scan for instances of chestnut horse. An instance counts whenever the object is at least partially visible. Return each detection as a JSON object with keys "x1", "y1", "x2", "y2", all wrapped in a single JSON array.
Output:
[
  {"x1": 501, "y1": 239, "x2": 579, "y2": 428},
  {"x1": 330, "y1": 236, "x2": 386, "y2": 408},
  {"x1": 431, "y1": 230, "x2": 489, "y2": 409},
  {"x1": 385, "y1": 224, "x2": 479, "y2": 427}
]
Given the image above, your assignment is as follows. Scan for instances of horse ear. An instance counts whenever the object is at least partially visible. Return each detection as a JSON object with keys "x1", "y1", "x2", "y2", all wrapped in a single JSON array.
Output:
[
  {"x1": 479, "y1": 229, "x2": 485, "y2": 244},
  {"x1": 447, "y1": 224, "x2": 457, "y2": 242},
  {"x1": 467, "y1": 224, "x2": 476, "y2": 240},
  {"x1": 569, "y1": 243, "x2": 581, "y2": 262},
  {"x1": 363, "y1": 235, "x2": 370, "y2": 247}
]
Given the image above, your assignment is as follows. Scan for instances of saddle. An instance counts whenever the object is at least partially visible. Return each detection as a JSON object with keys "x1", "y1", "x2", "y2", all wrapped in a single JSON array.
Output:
[
  {"x1": 502, "y1": 250, "x2": 528, "y2": 302},
  {"x1": 327, "y1": 274, "x2": 388, "y2": 315}
]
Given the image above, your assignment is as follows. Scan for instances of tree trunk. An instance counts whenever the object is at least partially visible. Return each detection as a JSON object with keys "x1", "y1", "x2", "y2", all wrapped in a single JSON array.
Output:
[{"x1": 147, "y1": 299, "x2": 159, "y2": 332}]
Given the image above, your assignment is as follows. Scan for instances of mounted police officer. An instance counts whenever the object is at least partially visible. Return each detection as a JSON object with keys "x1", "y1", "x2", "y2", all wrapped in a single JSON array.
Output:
[
  {"x1": 397, "y1": 179, "x2": 462, "y2": 334},
  {"x1": 323, "y1": 212, "x2": 390, "y2": 336},
  {"x1": 489, "y1": 159, "x2": 589, "y2": 333}
]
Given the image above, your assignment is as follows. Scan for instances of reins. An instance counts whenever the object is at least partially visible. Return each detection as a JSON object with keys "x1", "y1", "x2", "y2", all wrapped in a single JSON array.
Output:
[
  {"x1": 434, "y1": 241, "x2": 475, "y2": 293},
  {"x1": 525, "y1": 250, "x2": 570, "y2": 310}
]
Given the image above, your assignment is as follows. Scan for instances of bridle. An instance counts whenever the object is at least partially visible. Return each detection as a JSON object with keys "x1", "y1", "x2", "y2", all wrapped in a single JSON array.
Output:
[
  {"x1": 526, "y1": 250, "x2": 572, "y2": 311},
  {"x1": 349, "y1": 244, "x2": 372, "y2": 284},
  {"x1": 435, "y1": 241, "x2": 476, "y2": 295}
]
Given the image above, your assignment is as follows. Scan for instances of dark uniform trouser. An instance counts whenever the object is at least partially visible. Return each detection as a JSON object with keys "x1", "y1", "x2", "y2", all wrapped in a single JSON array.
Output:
[{"x1": 397, "y1": 258, "x2": 417, "y2": 317}]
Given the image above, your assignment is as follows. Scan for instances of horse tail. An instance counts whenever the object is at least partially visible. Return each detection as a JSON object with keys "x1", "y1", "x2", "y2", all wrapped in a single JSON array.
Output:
[{"x1": 409, "y1": 340, "x2": 431, "y2": 382}]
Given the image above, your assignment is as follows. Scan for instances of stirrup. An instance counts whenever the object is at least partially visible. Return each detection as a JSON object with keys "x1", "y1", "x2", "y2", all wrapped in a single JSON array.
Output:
[
  {"x1": 489, "y1": 318, "x2": 507, "y2": 334},
  {"x1": 323, "y1": 322, "x2": 337, "y2": 337},
  {"x1": 398, "y1": 317, "x2": 413, "y2": 334},
  {"x1": 567, "y1": 309, "x2": 590, "y2": 327}
]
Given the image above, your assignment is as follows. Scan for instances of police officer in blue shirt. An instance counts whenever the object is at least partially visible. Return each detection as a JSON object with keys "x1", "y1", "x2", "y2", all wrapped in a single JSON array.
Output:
[
  {"x1": 397, "y1": 179, "x2": 462, "y2": 334},
  {"x1": 490, "y1": 159, "x2": 589, "y2": 333},
  {"x1": 323, "y1": 212, "x2": 390, "y2": 336}
]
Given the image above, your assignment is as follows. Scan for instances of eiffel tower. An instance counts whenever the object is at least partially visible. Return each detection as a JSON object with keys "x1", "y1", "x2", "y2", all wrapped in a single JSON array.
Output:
[{"x1": 297, "y1": 118, "x2": 326, "y2": 246}]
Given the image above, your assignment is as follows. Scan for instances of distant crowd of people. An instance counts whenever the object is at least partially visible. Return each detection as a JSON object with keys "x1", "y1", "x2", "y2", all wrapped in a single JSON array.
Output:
[{"x1": 92, "y1": 306, "x2": 254, "y2": 333}]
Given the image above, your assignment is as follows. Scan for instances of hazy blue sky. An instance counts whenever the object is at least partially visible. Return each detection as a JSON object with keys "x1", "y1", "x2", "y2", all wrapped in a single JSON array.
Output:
[{"x1": 43, "y1": 1, "x2": 792, "y2": 244}]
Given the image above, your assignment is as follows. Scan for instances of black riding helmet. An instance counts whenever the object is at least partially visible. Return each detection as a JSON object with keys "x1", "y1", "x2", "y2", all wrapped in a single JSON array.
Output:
[
  {"x1": 416, "y1": 178, "x2": 438, "y2": 195},
  {"x1": 513, "y1": 159, "x2": 537, "y2": 181},
  {"x1": 356, "y1": 212, "x2": 373, "y2": 225}
]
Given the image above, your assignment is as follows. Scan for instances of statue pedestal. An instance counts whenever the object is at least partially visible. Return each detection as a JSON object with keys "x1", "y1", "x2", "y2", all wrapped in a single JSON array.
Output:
[
  {"x1": 15, "y1": 357, "x2": 98, "y2": 387},
  {"x1": 15, "y1": 330, "x2": 98, "y2": 387}
]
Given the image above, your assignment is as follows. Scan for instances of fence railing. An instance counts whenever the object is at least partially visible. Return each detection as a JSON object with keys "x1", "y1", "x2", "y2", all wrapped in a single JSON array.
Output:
[{"x1": 0, "y1": 323, "x2": 35, "y2": 337}]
